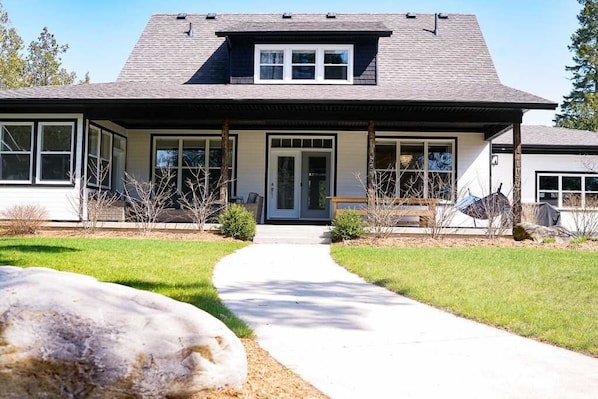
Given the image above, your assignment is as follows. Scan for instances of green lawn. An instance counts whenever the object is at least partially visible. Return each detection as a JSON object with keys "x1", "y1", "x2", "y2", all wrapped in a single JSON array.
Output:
[
  {"x1": 332, "y1": 245, "x2": 598, "y2": 356},
  {"x1": 0, "y1": 236, "x2": 251, "y2": 337}
]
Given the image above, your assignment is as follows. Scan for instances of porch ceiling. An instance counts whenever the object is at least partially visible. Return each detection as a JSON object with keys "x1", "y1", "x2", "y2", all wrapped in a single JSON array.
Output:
[{"x1": 2, "y1": 99, "x2": 523, "y2": 139}]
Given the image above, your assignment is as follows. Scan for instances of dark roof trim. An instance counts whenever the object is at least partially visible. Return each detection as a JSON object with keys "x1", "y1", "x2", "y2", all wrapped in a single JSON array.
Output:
[
  {"x1": 216, "y1": 22, "x2": 392, "y2": 38},
  {"x1": 0, "y1": 97, "x2": 557, "y2": 111},
  {"x1": 492, "y1": 144, "x2": 598, "y2": 155}
]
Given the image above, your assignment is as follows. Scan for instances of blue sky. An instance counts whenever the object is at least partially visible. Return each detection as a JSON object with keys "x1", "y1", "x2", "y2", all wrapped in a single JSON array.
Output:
[{"x1": 2, "y1": 0, "x2": 582, "y2": 125}]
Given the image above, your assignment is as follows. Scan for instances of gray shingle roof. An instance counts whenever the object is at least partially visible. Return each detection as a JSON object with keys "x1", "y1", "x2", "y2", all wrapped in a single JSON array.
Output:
[
  {"x1": 494, "y1": 125, "x2": 598, "y2": 146},
  {"x1": 0, "y1": 80, "x2": 552, "y2": 105},
  {"x1": 0, "y1": 13, "x2": 555, "y2": 108}
]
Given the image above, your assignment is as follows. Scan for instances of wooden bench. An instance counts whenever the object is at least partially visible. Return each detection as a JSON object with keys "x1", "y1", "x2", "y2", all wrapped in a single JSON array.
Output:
[{"x1": 328, "y1": 197, "x2": 437, "y2": 227}]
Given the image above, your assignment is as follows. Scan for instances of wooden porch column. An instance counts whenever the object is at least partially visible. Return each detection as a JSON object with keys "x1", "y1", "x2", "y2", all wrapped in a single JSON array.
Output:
[
  {"x1": 367, "y1": 120, "x2": 376, "y2": 210},
  {"x1": 512, "y1": 122, "x2": 522, "y2": 227},
  {"x1": 220, "y1": 119, "x2": 230, "y2": 204}
]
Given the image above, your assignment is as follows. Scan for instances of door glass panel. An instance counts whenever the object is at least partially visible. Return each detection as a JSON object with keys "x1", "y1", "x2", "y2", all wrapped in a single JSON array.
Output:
[
  {"x1": 277, "y1": 156, "x2": 295, "y2": 209},
  {"x1": 307, "y1": 156, "x2": 327, "y2": 210}
]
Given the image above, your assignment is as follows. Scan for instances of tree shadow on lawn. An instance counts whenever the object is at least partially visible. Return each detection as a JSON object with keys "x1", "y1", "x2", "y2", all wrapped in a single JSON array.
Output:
[
  {"x1": 0, "y1": 245, "x2": 81, "y2": 266},
  {"x1": 0, "y1": 245, "x2": 80, "y2": 254},
  {"x1": 111, "y1": 279, "x2": 238, "y2": 325}
]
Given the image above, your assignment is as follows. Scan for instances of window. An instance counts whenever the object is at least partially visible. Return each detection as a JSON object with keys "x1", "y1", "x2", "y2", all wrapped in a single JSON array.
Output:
[
  {"x1": 87, "y1": 124, "x2": 126, "y2": 190},
  {"x1": 537, "y1": 173, "x2": 598, "y2": 208},
  {"x1": 112, "y1": 136, "x2": 126, "y2": 192},
  {"x1": 374, "y1": 139, "x2": 455, "y2": 201},
  {"x1": 37, "y1": 122, "x2": 74, "y2": 183},
  {"x1": 255, "y1": 45, "x2": 353, "y2": 84},
  {"x1": 153, "y1": 137, "x2": 235, "y2": 198},
  {"x1": 0, "y1": 122, "x2": 33, "y2": 182},
  {"x1": 87, "y1": 126, "x2": 107, "y2": 187}
]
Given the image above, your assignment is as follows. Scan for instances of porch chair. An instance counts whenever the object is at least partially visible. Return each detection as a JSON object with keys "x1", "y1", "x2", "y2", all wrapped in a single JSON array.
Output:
[{"x1": 242, "y1": 192, "x2": 263, "y2": 223}]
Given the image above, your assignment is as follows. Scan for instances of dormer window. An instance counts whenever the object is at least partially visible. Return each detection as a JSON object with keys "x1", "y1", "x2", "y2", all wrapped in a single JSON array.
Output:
[{"x1": 255, "y1": 44, "x2": 353, "y2": 84}]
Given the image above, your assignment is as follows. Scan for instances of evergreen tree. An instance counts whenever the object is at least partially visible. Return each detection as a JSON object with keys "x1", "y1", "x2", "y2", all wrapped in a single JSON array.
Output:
[
  {"x1": 0, "y1": 2, "x2": 26, "y2": 89},
  {"x1": 555, "y1": 0, "x2": 598, "y2": 131},
  {"x1": 0, "y1": 1, "x2": 84, "y2": 88},
  {"x1": 24, "y1": 26, "x2": 76, "y2": 86}
]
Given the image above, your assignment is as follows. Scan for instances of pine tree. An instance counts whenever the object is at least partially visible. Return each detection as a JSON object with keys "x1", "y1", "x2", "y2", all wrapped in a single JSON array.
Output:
[
  {"x1": 555, "y1": 0, "x2": 598, "y2": 131},
  {"x1": 24, "y1": 26, "x2": 76, "y2": 86},
  {"x1": 0, "y1": 2, "x2": 26, "y2": 89},
  {"x1": 0, "y1": 1, "x2": 85, "y2": 88}
]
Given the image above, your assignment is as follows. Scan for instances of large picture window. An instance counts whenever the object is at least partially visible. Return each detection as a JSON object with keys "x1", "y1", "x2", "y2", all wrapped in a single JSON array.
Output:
[
  {"x1": 537, "y1": 173, "x2": 598, "y2": 208},
  {"x1": 255, "y1": 44, "x2": 353, "y2": 84},
  {"x1": 0, "y1": 122, "x2": 33, "y2": 182},
  {"x1": 374, "y1": 139, "x2": 455, "y2": 201},
  {"x1": 153, "y1": 137, "x2": 235, "y2": 198},
  {"x1": 37, "y1": 122, "x2": 74, "y2": 183}
]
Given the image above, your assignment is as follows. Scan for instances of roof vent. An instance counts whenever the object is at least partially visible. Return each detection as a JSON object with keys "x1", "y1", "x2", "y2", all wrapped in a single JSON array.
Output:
[
  {"x1": 282, "y1": 12, "x2": 292, "y2": 19},
  {"x1": 186, "y1": 22, "x2": 193, "y2": 37},
  {"x1": 176, "y1": 13, "x2": 187, "y2": 20},
  {"x1": 326, "y1": 12, "x2": 336, "y2": 19},
  {"x1": 438, "y1": 13, "x2": 449, "y2": 19},
  {"x1": 206, "y1": 13, "x2": 217, "y2": 20},
  {"x1": 406, "y1": 12, "x2": 416, "y2": 19}
]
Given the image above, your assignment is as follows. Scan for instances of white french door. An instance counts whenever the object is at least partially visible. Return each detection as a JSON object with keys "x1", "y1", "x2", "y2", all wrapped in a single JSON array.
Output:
[{"x1": 268, "y1": 150, "x2": 301, "y2": 218}]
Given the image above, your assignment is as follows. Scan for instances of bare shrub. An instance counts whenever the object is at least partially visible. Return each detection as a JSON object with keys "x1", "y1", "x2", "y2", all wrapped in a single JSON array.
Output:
[
  {"x1": 68, "y1": 162, "x2": 120, "y2": 233},
  {"x1": 178, "y1": 167, "x2": 227, "y2": 231},
  {"x1": 355, "y1": 169, "x2": 444, "y2": 239},
  {"x1": 354, "y1": 170, "x2": 407, "y2": 239},
  {"x1": 564, "y1": 194, "x2": 598, "y2": 239},
  {"x1": 0, "y1": 204, "x2": 48, "y2": 235},
  {"x1": 521, "y1": 202, "x2": 541, "y2": 224},
  {"x1": 423, "y1": 172, "x2": 460, "y2": 239},
  {"x1": 123, "y1": 169, "x2": 175, "y2": 234}
]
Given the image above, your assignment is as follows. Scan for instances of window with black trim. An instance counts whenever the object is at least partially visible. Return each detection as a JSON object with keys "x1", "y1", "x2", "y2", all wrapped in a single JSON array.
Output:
[
  {"x1": 0, "y1": 122, "x2": 33, "y2": 182},
  {"x1": 537, "y1": 173, "x2": 598, "y2": 208},
  {"x1": 37, "y1": 122, "x2": 74, "y2": 183},
  {"x1": 1, "y1": 120, "x2": 75, "y2": 185},
  {"x1": 374, "y1": 139, "x2": 455, "y2": 201},
  {"x1": 153, "y1": 137, "x2": 235, "y2": 198},
  {"x1": 255, "y1": 44, "x2": 353, "y2": 84},
  {"x1": 87, "y1": 125, "x2": 126, "y2": 191}
]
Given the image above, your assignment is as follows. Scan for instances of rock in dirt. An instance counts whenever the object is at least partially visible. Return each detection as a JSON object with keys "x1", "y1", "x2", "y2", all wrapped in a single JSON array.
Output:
[
  {"x1": 0, "y1": 266, "x2": 247, "y2": 398},
  {"x1": 513, "y1": 222, "x2": 574, "y2": 243}
]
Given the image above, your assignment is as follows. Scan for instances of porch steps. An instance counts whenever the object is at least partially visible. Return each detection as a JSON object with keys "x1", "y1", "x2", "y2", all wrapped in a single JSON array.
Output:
[{"x1": 253, "y1": 225, "x2": 331, "y2": 245}]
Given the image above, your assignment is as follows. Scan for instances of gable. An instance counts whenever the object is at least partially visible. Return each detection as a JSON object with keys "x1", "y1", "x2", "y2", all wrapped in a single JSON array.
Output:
[{"x1": 117, "y1": 13, "x2": 501, "y2": 87}]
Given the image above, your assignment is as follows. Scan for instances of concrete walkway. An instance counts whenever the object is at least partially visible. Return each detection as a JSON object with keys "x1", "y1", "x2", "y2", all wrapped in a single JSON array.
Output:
[{"x1": 213, "y1": 244, "x2": 598, "y2": 399}]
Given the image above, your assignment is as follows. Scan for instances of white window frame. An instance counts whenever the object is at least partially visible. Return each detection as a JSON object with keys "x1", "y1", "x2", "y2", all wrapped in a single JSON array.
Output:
[
  {"x1": 36, "y1": 121, "x2": 74, "y2": 184},
  {"x1": 254, "y1": 44, "x2": 353, "y2": 84},
  {"x1": 152, "y1": 136, "x2": 236, "y2": 196},
  {"x1": 0, "y1": 121, "x2": 34, "y2": 184},
  {"x1": 374, "y1": 138, "x2": 456, "y2": 201},
  {"x1": 537, "y1": 172, "x2": 598, "y2": 208}
]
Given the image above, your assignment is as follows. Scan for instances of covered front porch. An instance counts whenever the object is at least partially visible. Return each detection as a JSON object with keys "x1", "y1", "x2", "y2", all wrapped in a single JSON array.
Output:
[{"x1": 1, "y1": 96, "x2": 546, "y2": 228}]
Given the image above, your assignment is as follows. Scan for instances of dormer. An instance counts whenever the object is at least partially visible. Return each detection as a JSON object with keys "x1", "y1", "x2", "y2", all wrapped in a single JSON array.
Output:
[{"x1": 216, "y1": 18, "x2": 392, "y2": 85}]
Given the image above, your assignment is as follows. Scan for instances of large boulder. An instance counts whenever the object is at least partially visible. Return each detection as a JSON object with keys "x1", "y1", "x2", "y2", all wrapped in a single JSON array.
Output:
[
  {"x1": 513, "y1": 222, "x2": 574, "y2": 243},
  {"x1": 0, "y1": 266, "x2": 247, "y2": 398}
]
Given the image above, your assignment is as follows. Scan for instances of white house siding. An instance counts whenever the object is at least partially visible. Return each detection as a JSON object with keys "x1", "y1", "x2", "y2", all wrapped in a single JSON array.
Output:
[
  {"x1": 336, "y1": 131, "x2": 367, "y2": 197},
  {"x1": 235, "y1": 130, "x2": 266, "y2": 201},
  {"x1": 124, "y1": 130, "x2": 153, "y2": 182},
  {"x1": 0, "y1": 113, "x2": 84, "y2": 221},
  {"x1": 492, "y1": 152, "x2": 598, "y2": 231}
]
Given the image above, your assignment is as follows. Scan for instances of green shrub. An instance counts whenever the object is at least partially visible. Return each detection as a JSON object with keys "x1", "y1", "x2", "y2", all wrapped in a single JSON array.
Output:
[
  {"x1": 218, "y1": 204, "x2": 256, "y2": 241},
  {"x1": 331, "y1": 210, "x2": 365, "y2": 242},
  {"x1": 542, "y1": 237, "x2": 556, "y2": 244},
  {"x1": 571, "y1": 236, "x2": 588, "y2": 244}
]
